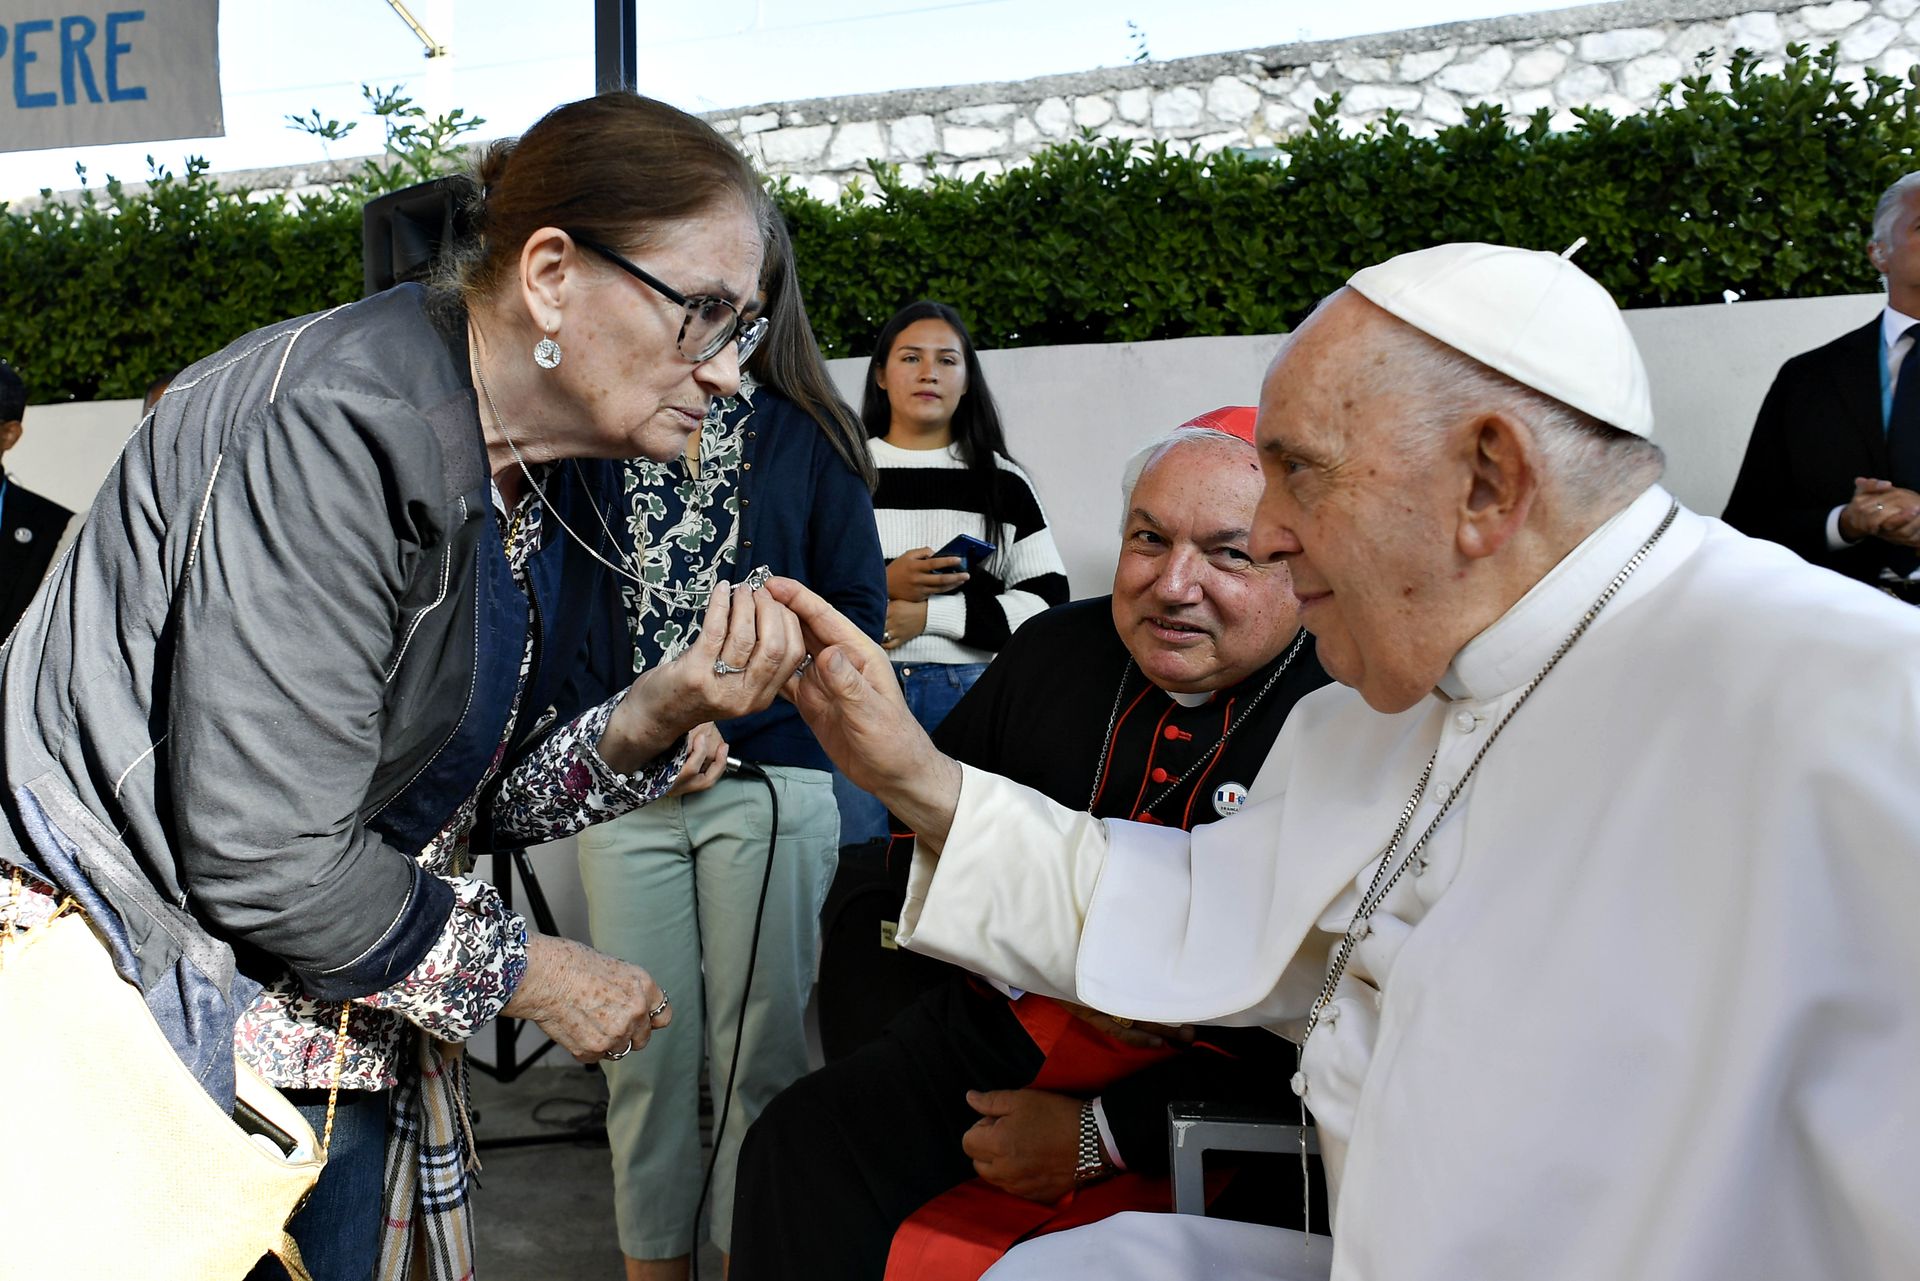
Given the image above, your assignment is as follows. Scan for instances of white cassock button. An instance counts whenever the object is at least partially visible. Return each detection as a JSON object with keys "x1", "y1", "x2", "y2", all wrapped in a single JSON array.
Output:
[
  {"x1": 1453, "y1": 710, "x2": 1477, "y2": 733},
  {"x1": 1290, "y1": 1071, "x2": 1308, "y2": 1098}
]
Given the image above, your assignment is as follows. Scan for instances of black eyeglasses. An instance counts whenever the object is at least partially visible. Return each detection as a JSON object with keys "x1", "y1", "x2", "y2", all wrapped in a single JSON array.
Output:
[{"x1": 570, "y1": 233, "x2": 768, "y2": 365}]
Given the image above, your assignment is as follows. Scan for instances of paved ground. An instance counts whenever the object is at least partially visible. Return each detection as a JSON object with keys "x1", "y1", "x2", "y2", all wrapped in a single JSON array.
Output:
[{"x1": 468, "y1": 1050, "x2": 726, "y2": 1281}]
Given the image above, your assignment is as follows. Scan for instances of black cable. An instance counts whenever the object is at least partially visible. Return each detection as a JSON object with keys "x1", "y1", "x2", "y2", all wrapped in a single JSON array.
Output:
[{"x1": 690, "y1": 758, "x2": 779, "y2": 1281}]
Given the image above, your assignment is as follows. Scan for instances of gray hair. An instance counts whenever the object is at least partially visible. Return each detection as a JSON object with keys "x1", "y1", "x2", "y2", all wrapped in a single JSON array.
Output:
[
  {"x1": 1360, "y1": 312, "x2": 1666, "y2": 512},
  {"x1": 1117, "y1": 428, "x2": 1253, "y2": 533},
  {"x1": 1872, "y1": 171, "x2": 1920, "y2": 255}
]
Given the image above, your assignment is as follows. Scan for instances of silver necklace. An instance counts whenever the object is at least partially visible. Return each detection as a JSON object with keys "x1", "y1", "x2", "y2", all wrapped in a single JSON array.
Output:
[
  {"x1": 1287, "y1": 498, "x2": 1679, "y2": 1237},
  {"x1": 470, "y1": 331, "x2": 755, "y2": 615},
  {"x1": 569, "y1": 394, "x2": 755, "y2": 613},
  {"x1": 470, "y1": 350, "x2": 652, "y2": 591},
  {"x1": 1084, "y1": 627, "x2": 1309, "y2": 818}
]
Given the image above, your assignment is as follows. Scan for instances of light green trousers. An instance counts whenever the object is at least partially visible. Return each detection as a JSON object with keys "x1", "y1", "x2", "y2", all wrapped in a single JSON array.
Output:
[{"x1": 576, "y1": 765, "x2": 839, "y2": 1259}]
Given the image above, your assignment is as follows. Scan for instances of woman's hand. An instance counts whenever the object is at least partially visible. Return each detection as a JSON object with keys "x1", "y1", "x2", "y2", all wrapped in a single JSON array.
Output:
[
  {"x1": 502, "y1": 934, "x2": 672, "y2": 1064},
  {"x1": 598, "y1": 581, "x2": 804, "y2": 774},
  {"x1": 667, "y1": 722, "x2": 728, "y2": 796},
  {"x1": 886, "y1": 548, "x2": 968, "y2": 602},
  {"x1": 882, "y1": 599, "x2": 927, "y2": 651}
]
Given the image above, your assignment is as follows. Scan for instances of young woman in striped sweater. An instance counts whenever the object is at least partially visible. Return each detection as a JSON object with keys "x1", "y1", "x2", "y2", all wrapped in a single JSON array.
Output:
[{"x1": 836, "y1": 300, "x2": 1069, "y2": 843}]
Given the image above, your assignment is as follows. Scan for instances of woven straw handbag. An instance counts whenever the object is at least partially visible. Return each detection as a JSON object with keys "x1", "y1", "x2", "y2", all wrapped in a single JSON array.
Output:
[{"x1": 0, "y1": 875, "x2": 332, "y2": 1281}]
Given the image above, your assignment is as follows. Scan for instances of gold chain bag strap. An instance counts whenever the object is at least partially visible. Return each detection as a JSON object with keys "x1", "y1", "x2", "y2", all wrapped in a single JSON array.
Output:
[{"x1": 0, "y1": 866, "x2": 348, "y2": 1281}]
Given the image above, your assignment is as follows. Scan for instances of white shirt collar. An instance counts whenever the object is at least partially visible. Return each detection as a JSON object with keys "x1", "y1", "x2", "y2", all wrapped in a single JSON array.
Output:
[
  {"x1": 1436, "y1": 484, "x2": 1674, "y2": 703},
  {"x1": 1881, "y1": 304, "x2": 1920, "y2": 349}
]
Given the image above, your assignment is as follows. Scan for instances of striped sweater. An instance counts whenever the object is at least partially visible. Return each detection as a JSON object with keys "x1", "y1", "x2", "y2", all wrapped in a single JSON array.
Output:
[{"x1": 868, "y1": 437, "x2": 1070, "y2": 665}]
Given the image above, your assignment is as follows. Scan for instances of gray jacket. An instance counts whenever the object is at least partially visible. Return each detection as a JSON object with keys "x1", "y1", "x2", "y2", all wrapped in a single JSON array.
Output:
[{"x1": 2, "y1": 286, "x2": 631, "y2": 1100}]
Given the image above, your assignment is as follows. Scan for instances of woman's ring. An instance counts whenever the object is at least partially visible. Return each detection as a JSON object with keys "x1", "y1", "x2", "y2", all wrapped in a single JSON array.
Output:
[
  {"x1": 882, "y1": 631, "x2": 894, "y2": 644},
  {"x1": 712, "y1": 659, "x2": 748, "y2": 676},
  {"x1": 607, "y1": 1039, "x2": 634, "y2": 1061},
  {"x1": 648, "y1": 993, "x2": 671, "y2": 1020},
  {"x1": 795, "y1": 654, "x2": 814, "y2": 677}
]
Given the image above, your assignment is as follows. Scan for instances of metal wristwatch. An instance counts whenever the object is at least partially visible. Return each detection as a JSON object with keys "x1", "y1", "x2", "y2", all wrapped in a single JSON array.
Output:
[{"x1": 1073, "y1": 1100, "x2": 1112, "y2": 1185}]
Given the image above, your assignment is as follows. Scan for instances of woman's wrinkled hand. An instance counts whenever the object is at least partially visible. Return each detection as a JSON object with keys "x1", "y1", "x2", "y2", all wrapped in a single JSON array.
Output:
[
  {"x1": 599, "y1": 580, "x2": 804, "y2": 774},
  {"x1": 667, "y1": 722, "x2": 728, "y2": 797},
  {"x1": 502, "y1": 935, "x2": 671, "y2": 1064}
]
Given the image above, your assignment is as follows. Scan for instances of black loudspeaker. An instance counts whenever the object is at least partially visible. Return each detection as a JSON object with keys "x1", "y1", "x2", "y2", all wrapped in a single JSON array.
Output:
[
  {"x1": 360, "y1": 175, "x2": 476, "y2": 298},
  {"x1": 815, "y1": 838, "x2": 956, "y2": 1062}
]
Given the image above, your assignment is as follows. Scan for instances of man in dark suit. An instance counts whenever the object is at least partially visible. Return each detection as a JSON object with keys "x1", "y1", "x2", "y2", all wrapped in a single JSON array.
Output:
[
  {"x1": 1724, "y1": 171, "x2": 1920, "y2": 585},
  {"x1": 0, "y1": 361, "x2": 76, "y2": 637}
]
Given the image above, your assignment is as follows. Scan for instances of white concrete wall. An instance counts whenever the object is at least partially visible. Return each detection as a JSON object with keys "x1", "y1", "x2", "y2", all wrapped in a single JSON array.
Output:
[
  {"x1": 830, "y1": 290, "x2": 1885, "y2": 599},
  {"x1": 7, "y1": 398, "x2": 143, "y2": 514},
  {"x1": 19, "y1": 289, "x2": 1888, "y2": 943}
]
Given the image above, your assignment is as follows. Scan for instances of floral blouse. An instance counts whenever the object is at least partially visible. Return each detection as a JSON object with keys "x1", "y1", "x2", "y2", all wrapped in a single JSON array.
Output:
[
  {"x1": 620, "y1": 377, "x2": 750, "y2": 671},
  {"x1": 236, "y1": 485, "x2": 685, "y2": 1092}
]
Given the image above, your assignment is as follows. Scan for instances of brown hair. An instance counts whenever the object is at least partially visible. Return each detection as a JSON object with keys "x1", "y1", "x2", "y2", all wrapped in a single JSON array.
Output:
[
  {"x1": 454, "y1": 91, "x2": 763, "y2": 301},
  {"x1": 746, "y1": 203, "x2": 877, "y2": 491}
]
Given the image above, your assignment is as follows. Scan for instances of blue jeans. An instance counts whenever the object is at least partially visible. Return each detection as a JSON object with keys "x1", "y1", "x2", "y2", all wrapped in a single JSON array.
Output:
[
  {"x1": 833, "y1": 661, "x2": 989, "y2": 845},
  {"x1": 247, "y1": 1088, "x2": 388, "y2": 1281}
]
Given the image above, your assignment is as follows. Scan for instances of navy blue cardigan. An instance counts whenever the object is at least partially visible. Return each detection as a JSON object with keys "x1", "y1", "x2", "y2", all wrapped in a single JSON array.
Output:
[{"x1": 717, "y1": 389, "x2": 886, "y2": 770}]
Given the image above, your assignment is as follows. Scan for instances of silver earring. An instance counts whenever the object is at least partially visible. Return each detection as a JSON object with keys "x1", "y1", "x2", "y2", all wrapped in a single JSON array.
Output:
[{"x1": 533, "y1": 334, "x2": 563, "y2": 370}]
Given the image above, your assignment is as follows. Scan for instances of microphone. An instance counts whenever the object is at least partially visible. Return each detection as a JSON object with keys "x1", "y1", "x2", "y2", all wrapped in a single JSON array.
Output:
[{"x1": 724, "y1": 756, "x2": 766, "y2": 778}]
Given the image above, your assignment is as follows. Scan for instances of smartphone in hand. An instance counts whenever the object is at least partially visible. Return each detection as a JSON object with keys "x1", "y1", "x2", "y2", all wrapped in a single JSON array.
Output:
[{"x1": 933, "y1": 534, "x2": 996, "y2": 573}]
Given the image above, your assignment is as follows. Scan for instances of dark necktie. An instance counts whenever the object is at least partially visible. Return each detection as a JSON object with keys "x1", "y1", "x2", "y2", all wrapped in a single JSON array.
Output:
[{"x1": 1888, "y1": 322, "x2": 1920, "y2": 491}]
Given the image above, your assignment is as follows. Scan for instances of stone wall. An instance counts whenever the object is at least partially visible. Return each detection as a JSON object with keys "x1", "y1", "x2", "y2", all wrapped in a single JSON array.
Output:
[
  {"x1": 21, "y1": 0, "x2": 1918, "y2": 211},
  {"x1": 711, "y1": 0, "x2": 1920, "y2": 203}
]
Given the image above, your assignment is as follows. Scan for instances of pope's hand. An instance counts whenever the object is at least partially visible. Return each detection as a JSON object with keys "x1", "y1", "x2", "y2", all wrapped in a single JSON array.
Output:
[
  {"x1": 1064, "y1": 1002, "x2": 1195, "y2": 1050},
  {"x1": 761, "y1": 576, "x2": 963, "y2": 847}
]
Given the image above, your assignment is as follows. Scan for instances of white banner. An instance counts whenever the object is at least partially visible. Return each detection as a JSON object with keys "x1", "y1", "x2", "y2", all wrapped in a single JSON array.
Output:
[{"x1": 0, "y1": 1, "x2": 221, "y2": 154}]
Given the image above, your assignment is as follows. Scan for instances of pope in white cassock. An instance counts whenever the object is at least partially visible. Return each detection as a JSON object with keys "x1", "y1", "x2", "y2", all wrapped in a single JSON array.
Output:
[{"x1": 763, "y1": 242, "x2": 1920, "y2": 1280}]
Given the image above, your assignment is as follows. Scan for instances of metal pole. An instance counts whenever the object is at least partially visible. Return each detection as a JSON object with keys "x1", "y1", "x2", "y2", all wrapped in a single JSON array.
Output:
[{"x1": 595, "y1": 0, "x2": 638, "y2": 92}]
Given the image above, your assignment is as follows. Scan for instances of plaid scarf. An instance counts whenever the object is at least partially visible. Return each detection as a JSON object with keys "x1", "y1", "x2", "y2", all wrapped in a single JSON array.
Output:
[{"x1": 376, "y1": 1033, "x2": 479, "y2": 1281}]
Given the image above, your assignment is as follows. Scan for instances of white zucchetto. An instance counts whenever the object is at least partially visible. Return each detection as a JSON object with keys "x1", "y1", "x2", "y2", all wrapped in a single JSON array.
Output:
[{"x1": 1347, "y1": 241, "x2": 1656, "y2": 440}]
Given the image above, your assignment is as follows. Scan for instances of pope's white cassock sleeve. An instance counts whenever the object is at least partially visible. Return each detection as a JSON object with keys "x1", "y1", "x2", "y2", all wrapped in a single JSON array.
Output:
[{"x1": 895, "y1": 732, "x2": 1330, "y2": 1029}]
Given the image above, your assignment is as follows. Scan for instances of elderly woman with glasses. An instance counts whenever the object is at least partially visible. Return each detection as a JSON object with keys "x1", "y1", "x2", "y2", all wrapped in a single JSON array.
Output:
[{"x1": 0, "y1": 92, "x2": 802, "y2": 1281}]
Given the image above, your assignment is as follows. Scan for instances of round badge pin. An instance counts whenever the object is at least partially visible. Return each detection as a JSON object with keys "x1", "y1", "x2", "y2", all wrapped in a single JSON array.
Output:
[
  {"x1": 12, "y1": 527, "x2": 31, "y2": 544},
  {"x1": 1212, "y1": 781, "x2": 1248, "y2": 817}
]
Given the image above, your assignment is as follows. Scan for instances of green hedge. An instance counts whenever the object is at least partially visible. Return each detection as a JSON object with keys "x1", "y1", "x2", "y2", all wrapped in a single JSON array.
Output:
[
  {"x1": 5, "y1": 46, "x2": 1916, "y2": 402},
  {"x1": 1, "y1": 158, "x2": 361, "y2": 402}
]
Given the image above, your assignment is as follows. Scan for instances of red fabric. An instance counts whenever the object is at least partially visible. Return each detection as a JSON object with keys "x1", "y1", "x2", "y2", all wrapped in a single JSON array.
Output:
[
  {"x1": 1178, "y1": 405, "x2": 1257, "y2": 442},
  {"x1": 884, "y1": 1172, "x2": 1181, "y2": 1281},
  {"x1": 1015, "y1": 994, "x2": 1177, "y2": 1093},
  {"x1": 882, "y1": 997, "x2": 1183, "y2": 1281}
]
